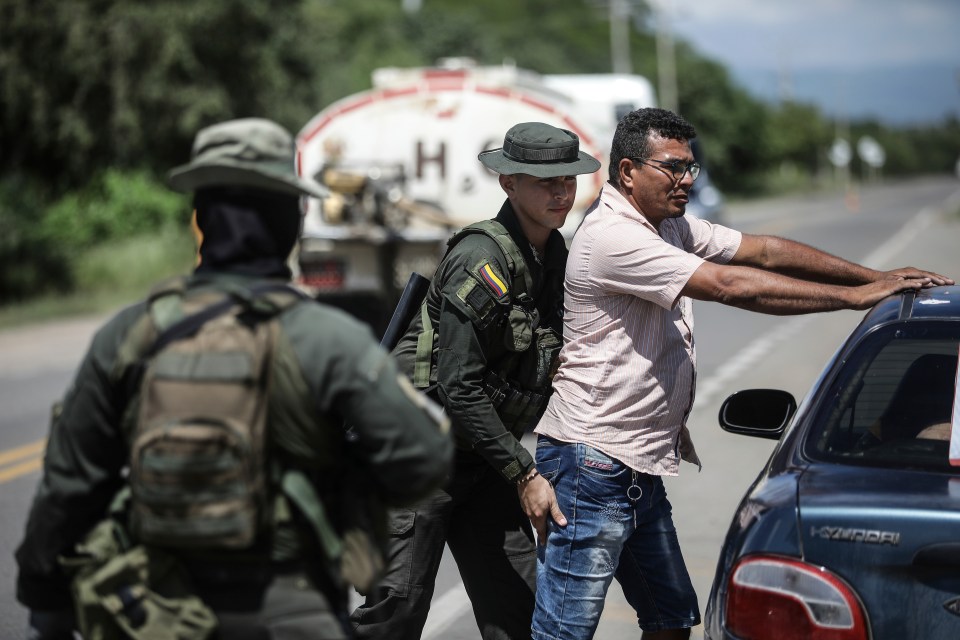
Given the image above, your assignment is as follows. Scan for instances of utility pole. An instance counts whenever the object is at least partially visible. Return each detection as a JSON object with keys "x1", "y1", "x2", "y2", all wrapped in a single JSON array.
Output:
[
  {"x1": 609, "y1": 0, "x2": 632, "y2": 74},
  {"x1": 605, "y1": 0, "x2": 677, "y2": 112},
  {"x1": 777, "y1": 49, "x2": 794, "y2": 104},
  {"x1": 652, "y1": 0, "x2": 678, "y2": 112}
]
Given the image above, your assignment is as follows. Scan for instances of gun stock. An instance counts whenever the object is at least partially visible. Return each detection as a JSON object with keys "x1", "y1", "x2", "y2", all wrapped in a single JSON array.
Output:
[{"x1": 380, "y1": 272, "x2": 430, "y2": 351}]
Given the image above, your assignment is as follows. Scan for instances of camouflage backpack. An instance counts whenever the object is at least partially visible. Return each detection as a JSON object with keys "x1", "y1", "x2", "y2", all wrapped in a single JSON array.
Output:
[
  {"x1": 126, "y1": 277, "x2": 307, "y2": 549},
  {"x1": 118, "y1": 276, "x2": 386, "y2": 590}
]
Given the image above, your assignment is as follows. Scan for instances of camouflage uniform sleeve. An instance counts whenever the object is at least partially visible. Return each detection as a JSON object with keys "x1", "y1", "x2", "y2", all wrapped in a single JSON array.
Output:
[
  {"x1": 285, "y1": 304, "x2": 453, "y2": 506},
  {"x1": 434, "y1": 240, "x2": 536, "y2": 483},
  {"x1": 15, "y1": 305, "x2": 143, "y2": 610}
]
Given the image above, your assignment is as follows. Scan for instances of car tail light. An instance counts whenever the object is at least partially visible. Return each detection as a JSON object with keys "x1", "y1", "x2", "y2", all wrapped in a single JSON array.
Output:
[{"x1": 726, "y1": 556, "x2": 868, "y2": 640}]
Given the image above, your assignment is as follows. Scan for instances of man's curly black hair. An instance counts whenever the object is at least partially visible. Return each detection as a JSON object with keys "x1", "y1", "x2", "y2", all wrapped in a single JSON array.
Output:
[{"x1": 609, "y1": 108, "x2": 697, "y2": 186}]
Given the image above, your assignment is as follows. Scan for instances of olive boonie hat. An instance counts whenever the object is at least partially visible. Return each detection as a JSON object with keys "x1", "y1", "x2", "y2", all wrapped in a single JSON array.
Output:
[
  {"x1": 168, "y1": 118, "x2": 328, "y2": 198},
  {"x1": 478, "y1": 122, "x2": 601, "y2": 178}
]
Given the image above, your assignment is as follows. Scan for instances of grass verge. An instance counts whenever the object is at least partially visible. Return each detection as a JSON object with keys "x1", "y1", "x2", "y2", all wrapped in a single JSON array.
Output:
[{"x1": 0, "y1": 228, "x2": 196, "y2": 330}]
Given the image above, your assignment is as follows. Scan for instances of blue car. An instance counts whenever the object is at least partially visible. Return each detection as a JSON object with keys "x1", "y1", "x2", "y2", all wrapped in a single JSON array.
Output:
[{"x1": 705, "y1": 286, "x2": 960, "y2": 640}]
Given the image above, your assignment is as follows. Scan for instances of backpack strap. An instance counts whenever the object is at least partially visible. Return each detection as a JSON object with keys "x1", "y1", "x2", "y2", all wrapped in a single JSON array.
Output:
[
  {"x1": 412, "y1": 300, "x2": 435, "y2": 388},
  {"x1": 281, "y1": 470, "x2": 344, "y2": 567},
  {"x1": 146, "y1": 280, "x2": 308, "y2": 356},
  {"x1": 137, "y1": 275, "x2": 186, "y2": 332}
]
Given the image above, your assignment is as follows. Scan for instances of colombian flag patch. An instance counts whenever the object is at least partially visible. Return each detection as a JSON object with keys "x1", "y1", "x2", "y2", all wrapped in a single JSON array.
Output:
[{"x1": 480, "y1": 263, "x2": 508, "y2": 297}]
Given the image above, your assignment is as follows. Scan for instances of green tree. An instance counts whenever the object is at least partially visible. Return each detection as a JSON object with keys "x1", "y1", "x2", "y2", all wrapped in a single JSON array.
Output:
[
  {"x1": 761, "y1": 101, "x2": 833, "y2": 189},
  {"x1": 672, "y1": 46, "x2": 771, "y2": 194},
  {"x1": 1, "y1": 0, "x2": 329, "y2": 193}
]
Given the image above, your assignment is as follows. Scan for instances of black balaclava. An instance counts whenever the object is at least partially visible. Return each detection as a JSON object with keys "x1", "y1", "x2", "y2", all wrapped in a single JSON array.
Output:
[{"x1": 193, "y1": 187, "x2": 301, "y2": 279}]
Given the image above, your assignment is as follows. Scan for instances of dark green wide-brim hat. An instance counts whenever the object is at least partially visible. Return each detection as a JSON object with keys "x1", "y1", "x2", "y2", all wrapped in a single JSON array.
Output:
[
  {"x1": 167, "y1": 118, "x2": 328, "y2": 198},
  {"x1": 478, "y1": 122, "x2": 601, "y2": 178}
]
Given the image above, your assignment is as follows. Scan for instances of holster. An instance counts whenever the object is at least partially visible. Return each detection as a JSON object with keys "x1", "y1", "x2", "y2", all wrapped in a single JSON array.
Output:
[{"x1": 60, "y1": 519, "x2": 217, "y2": 640}]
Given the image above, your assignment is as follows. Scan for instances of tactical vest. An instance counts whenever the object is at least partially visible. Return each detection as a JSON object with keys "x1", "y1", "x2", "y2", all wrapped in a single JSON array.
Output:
[{"x1": 413, "y1": 220, "x2": 562, "y2": 431}]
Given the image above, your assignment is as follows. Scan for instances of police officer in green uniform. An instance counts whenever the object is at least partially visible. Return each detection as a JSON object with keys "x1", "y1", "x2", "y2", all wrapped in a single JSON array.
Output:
[
  {"x1": 15, "y1": 118, "x2": 453, "y2": 640},
  {"x1": 350, "y1": 122, "x2": 601, "y2": 640}
]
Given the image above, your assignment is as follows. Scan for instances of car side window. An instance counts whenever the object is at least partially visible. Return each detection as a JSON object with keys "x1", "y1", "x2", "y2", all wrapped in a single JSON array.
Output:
[{"x1": 809, "y1": 326, "x2": 959, "y2": 473}]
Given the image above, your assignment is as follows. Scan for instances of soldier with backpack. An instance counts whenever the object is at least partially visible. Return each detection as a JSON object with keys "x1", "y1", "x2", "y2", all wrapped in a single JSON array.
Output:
[
  {"x1": 15, "y1": 118, "x2": 453, "y2": 640},
  {"x1": 350, "y1": 122, "x2": 600, "y2": 640}
]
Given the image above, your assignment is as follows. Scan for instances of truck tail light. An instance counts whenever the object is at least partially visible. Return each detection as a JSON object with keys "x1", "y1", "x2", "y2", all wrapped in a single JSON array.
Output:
[
  {"x1": 299, "y1": 258, "x2": 345, "y2": 291},
  {"x1": 726, "y1": 556, "x2": 868, "y2": 640}
]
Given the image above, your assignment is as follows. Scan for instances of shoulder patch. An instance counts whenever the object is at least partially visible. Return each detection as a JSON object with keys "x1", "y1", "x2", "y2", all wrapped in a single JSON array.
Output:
[
  {"x1": 455, "y1": 278, "x2": 497, "y2": 326},
  {"x1": 471, "y1": 260, "x2": 510, "y2": 302},
  {"x1": 445, "y1": 256, "x2": 511, "y2": 329},
  {"x1": 480, "y1": 262, "x2": 509, "y2": 297}
]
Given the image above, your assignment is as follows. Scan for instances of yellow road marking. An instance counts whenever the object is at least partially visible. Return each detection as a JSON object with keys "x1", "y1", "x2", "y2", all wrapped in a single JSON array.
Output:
[
  {"x1": 0, "y1": 456, "x2": 43, "y2": 483},
  {"x1": 0, "y1": 439, "x2": 46, "y2": 484},
  {"x1": 0, "y1": 439, "x2": 46, "y2": 466}
]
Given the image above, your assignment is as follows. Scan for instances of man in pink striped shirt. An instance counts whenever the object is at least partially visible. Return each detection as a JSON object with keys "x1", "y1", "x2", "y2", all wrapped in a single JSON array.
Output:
[{"x1": 528, "y1": 108, "x2": 952, "y2": 640}]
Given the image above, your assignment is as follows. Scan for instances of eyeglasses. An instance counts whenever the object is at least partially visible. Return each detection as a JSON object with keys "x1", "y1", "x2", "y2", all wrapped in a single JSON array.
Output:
[{"x1": 631, "y1": 157, "x2": 701, "y2": 182}]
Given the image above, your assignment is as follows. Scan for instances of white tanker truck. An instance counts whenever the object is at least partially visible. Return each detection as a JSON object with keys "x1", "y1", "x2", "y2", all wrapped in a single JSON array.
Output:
[{"x1": 295, "y1": 58, "x2": 722, "y2": 331}]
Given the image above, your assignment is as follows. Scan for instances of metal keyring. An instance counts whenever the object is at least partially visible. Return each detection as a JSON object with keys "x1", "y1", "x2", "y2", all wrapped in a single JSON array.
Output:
[{"x1": 627, "y1": 484, "x2": 643, "y2": 502}]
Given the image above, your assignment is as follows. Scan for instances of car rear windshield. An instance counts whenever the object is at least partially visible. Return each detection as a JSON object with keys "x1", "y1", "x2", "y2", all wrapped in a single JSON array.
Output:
[{"x1": 806, "y1": 322, "x2": 959, "y2": 473}]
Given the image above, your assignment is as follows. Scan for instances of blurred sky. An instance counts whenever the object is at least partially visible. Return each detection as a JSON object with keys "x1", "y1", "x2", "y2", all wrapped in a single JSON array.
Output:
[{"x1": 663, "y1": 0, "x2": 960, "y2": 124}]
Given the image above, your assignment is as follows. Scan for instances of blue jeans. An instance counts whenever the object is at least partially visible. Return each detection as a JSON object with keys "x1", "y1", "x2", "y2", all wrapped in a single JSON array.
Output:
[{"x1": 532, "y1": 436, "x2": 700, "y2": 640}]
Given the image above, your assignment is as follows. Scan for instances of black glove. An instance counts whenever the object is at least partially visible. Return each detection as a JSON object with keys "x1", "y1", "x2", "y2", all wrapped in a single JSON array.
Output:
[{"x1": 26, "y1": 609, "x2": 76, "y2": 640}]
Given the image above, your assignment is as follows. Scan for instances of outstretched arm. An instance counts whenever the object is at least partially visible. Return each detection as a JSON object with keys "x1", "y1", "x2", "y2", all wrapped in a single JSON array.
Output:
[
  {"x1": 682, "y1": 259, "x2": 929, "y2": 315},
  {"x1": 731, "y1": 234, "x2": 953, "y2": 287},
  {"x1": 882, "y1": 265, "x2": 954, "y2": 285}
]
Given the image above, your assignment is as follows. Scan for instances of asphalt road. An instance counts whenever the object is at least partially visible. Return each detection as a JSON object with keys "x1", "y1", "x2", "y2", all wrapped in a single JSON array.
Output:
[{"x1": 2, "y1": 176, "x2": 959, "y2": 639}]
